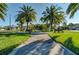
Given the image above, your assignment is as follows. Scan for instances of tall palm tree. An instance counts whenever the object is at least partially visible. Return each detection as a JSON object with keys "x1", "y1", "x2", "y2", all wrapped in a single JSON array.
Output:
[
  {"x1": 41, "y1": 5, "x2": 64, "y2": 31},
  {"x1": 16, "y1": 5, "x2": 37, "y2": 31},
  {"x1": 66, "y1": 3, "x2": 79, "y2": 18},
  {"x1": 0, "y1": 3, "x2": 7, "y2": 20}
]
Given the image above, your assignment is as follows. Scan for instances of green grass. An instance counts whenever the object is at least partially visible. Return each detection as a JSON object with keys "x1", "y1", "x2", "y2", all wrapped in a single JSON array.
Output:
[
  {"x1": 48, "y1": 30, "x2": 79, "y2": 54},
  {"x1": 0, "y1": 32, "x2": 31, "y2": 55}
]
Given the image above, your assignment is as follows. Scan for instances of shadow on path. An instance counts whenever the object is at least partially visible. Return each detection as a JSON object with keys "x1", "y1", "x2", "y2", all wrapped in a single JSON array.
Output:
[{"x1": 14, "y1": 39, "x2": 55, "y2": 55}]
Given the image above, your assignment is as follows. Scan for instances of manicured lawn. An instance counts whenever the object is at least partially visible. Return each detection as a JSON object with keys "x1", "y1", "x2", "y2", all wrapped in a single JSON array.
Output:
[
  {"x1": 48, "y1": 30, "x2": 79, "y2": 54},
  {"x1": 0, "y1": 32, "x2": 31, "y2": 55}
]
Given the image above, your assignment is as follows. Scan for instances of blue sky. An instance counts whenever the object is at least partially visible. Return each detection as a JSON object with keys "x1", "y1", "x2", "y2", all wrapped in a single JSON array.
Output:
[{"x1": 0, "y1": 3, "x2": 79, "y2": 26}]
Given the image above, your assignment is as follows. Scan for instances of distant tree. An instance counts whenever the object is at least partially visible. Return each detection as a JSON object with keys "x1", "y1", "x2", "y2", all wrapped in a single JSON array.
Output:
[
  {"x1": 68, "y1": 23, "x2": 74, "y2": 27},
  {"x1": 62, "y1": 20, "x2": 68, "y2": 30},
  {"x1": 16, "y1": 17, "x2": 25, "y2": 31}
]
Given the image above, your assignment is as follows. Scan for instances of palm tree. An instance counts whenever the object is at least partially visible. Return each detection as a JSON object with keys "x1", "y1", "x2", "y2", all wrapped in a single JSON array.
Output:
[
  {"x1": 66, "y1": 3, "x2": 79, "y2": 18},
  {"x1": 16, "y1": 5, "x2": 36, "y2": 31},
  {"x1": 41, "y1": 5, "x2": 64, "y2": 31},
  {"x1": 0, "y1": 3, "x2": 7, "y2": 20}
]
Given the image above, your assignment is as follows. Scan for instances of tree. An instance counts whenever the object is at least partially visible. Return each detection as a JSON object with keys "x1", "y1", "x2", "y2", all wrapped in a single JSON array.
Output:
[
  {"x1": 41, "y1": 5, "x2": 64, "y2": 31},
  {"x1": 66, "y1": 3, "x2": 79, "y2": 18},
  {"x1": 40, "y1": 17, "x2": 49, "y2": 31},
  {"x1": 16, "y1": 5, "x2": 37, "y2": 31},
  {"x1": 16, "y1": 16, "x2": 25, "y2": 31},
  {"x1": 0, "y1": 3, "x2": 7, "y2": 20},
  {"x1": 62, "y1": 20, "x2": 68, "y2": 30},
  {"x1": 68, "y1": 23, "x2": 74, "y2": 28}
]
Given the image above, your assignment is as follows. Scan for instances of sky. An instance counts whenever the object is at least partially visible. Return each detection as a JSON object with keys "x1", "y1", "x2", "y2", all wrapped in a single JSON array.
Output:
[{"x1": 0, "y1": 3, "x2": 79, "y2": 27}]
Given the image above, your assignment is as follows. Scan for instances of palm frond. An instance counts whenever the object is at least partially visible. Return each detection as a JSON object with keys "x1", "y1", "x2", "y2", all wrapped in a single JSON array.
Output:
[
  {"x1": 66, "y1": 3, "x2": 79, "y2": 18},
  {"x1": 0, "y1": 3, "x2": 7, "y2": 20}
]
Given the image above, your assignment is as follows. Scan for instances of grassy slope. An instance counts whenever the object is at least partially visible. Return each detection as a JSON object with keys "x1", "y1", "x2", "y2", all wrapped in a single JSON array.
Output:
[
  {"x1": 49, "y1": 30, "x2": 79, "y2": 54},
  {"x1": 0, "y1": 33, "x2": 31, "y2": 55}
]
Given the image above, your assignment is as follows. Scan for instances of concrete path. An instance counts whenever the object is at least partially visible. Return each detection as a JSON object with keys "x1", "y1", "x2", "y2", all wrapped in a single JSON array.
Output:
[{"x1": 9, "y1": 32, "x2": 75, "y2": 55}]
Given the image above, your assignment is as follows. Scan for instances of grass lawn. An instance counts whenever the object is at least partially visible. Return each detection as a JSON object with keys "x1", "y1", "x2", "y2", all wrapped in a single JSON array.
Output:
[
  {"x1": 0, "y1": 32, "x2": 31, "y2": 55},
  {"x1": 48, "y1": 30, "x2": 79, "y2": 54}
]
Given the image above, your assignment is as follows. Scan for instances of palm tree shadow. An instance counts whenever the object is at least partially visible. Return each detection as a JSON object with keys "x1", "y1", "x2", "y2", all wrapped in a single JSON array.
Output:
[
  {"x1": 63, "y1": 37, "x2": 79, "y2": 54},
  {"x1": 15, "y1": 39, "x2": 54, "y2": 55}
]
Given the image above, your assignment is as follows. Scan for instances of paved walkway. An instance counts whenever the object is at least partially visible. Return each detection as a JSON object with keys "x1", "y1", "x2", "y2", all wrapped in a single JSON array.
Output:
[{"x1": 9, "y1": 32, "x2": 75, "y2": 55}]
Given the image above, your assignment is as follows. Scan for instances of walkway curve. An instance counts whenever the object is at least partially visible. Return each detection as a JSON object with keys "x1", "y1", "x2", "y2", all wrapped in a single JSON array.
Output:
[{"x1": 9, "y1": 32, "x2": 75, "y2": 55}]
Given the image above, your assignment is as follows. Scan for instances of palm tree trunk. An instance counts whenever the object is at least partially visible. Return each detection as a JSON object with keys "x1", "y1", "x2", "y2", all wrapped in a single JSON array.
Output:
[
  {"x1": 46, "y1": 21, "x2": 49, "y2": 31},
  {"x1": 53, "y1": 24, "x2": 56, "y2": 33},
  {"x1": 26, "y1": 22, "x2": 29, "y2": 31},
  {"x1": 20, "y1": 24, "x2": 23, "y2": 31},
  {"x1": 50, "y1": 22, "x2": 52, "y2": 31},
  {"x1": 50, "y1": 20, "x2": 53, "y2": 31}
]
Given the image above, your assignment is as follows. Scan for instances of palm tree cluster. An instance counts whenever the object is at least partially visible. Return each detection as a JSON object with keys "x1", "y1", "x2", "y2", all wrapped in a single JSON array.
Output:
[
  {"x1": 15, "y1": 4, "x2": 79, "y2": 32},
  {"x1": 16, "y1": 4, "x2": 65, "y2": 32}
]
